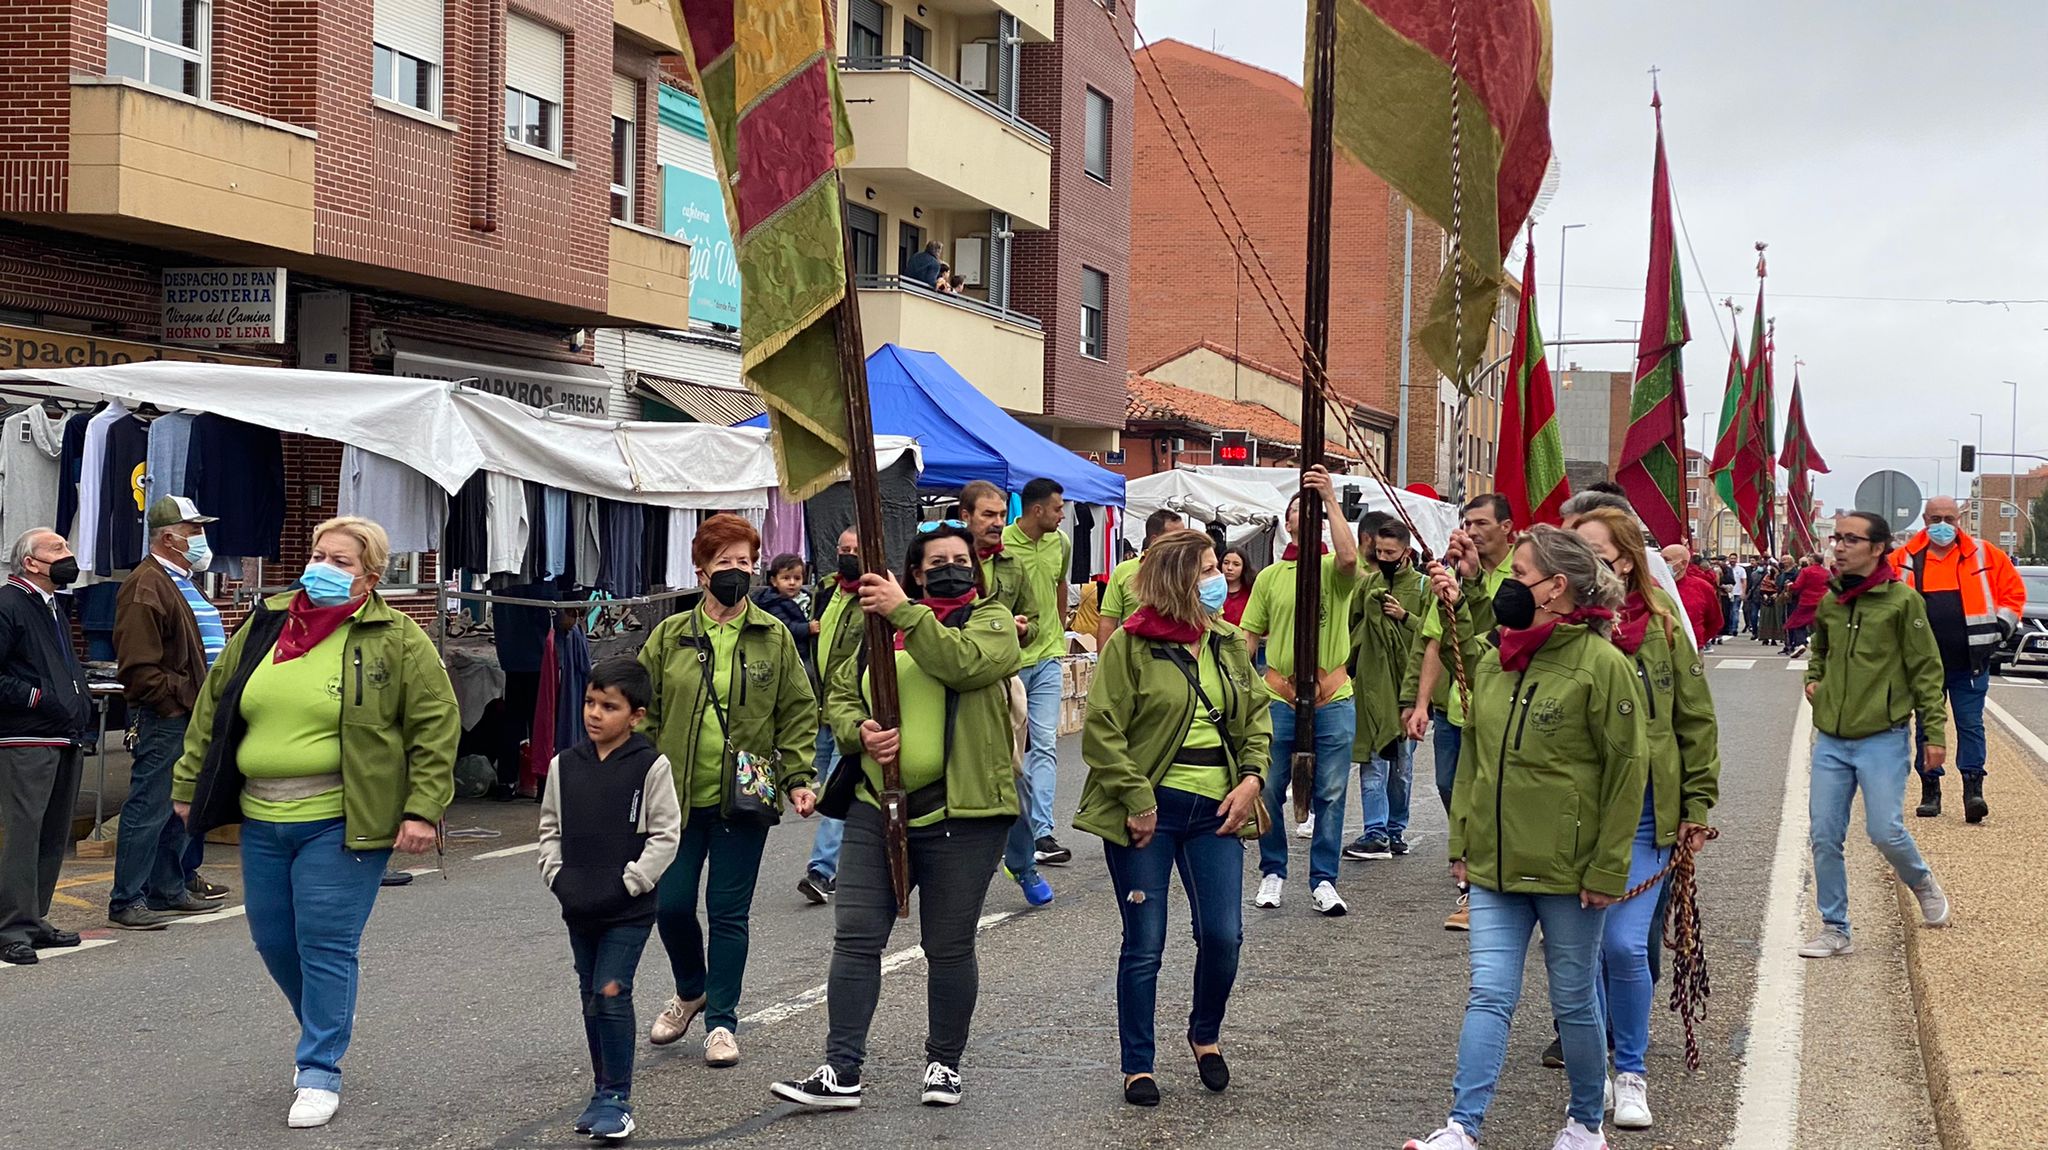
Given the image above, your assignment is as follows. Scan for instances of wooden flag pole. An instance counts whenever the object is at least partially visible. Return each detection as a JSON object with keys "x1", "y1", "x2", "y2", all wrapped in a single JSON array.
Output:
[
  {"x1": 831, "y1": 173, "x2": 912, "y2": 919},
  {"x1": 1291, "y1": 0, "x2": 1339, "y2": 822}
]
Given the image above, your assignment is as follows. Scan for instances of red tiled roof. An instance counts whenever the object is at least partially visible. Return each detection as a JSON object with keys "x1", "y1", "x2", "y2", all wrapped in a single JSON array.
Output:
[
  {"x1": 1133, "y1": 340, "x2": 1399, "y2": 427},
  {"x1": 1126, "y1": 375, "x2": 1360, "y2": 461}
]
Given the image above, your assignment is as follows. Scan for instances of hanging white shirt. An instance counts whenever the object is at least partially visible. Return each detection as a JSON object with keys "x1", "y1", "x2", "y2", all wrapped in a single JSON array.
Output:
[
  {"x1": 484, "y1": 473, "x2": 529, "y2": 576},
  {"x1": 75, "y1": 402, "x2": 129, "y2": 577}
]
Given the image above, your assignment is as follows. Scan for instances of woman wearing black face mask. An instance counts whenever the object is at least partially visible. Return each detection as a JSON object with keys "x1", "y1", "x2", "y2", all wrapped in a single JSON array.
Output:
[
  {"x1": 637, "y1": 513, "x2": 818, "y2": 1068},
  {"x1": 772, "y1": 520, "x2": 1023, "y2": 1112}
]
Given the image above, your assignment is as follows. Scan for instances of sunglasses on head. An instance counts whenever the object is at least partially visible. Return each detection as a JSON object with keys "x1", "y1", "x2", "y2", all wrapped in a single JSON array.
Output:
[{"x1": 917, "y1": 519, "x2": 968, "y2": 534}]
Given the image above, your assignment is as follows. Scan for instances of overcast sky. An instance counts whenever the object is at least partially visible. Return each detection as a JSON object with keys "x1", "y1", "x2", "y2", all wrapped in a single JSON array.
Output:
[{"x1": 1139, "y1": 0, "x2": 2048, "y2": 517}]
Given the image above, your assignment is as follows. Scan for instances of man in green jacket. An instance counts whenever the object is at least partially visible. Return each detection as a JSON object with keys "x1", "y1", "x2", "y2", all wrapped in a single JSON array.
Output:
[
  {"x1": 1345, "y1": 517, "x2": 1427, "y2": 861},
  {"x1": 1799, "y1": 511, "x2": 1952, "y2": 959}
]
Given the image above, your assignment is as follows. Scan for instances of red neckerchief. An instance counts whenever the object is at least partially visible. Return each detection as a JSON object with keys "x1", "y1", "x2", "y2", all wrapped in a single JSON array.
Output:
[
  {"x1": 276, "y1": 590, "x2": 363, "y2": 663},
  {"x1": 1280, "y1": 542, "x2": 1331, "y2": 562},
  {"x1": 1498, "y1": 607, "x2": 1616, "y2": 672},
  {"x1": 979, "y1": 543, "x2": 1006, "y2": 559},
  {"x1": 1610, "y1": 590, "x2": 1652, "y2": 655},
  {"x1": 1834, "y1": 558, "x2": 1896, "y2": 604},
  {"x1": 1123, "y1": 607, "x2": 1203, "y2": 644},
  {"x1": 895, "y1": 593, "x2": 977, "y2": 649},
  {"x1": 835, "y1": 575, "x2": 860, "y2": 594}
]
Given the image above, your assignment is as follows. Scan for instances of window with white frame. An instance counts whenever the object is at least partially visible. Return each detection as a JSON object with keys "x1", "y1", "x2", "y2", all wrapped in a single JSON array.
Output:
[
  {"x1": 610, "y1": 74, "x2": 638, "y2": 221},
  {"x1": 373, "y1": 0, "x2": 443, "y2": 114},
  {"x1": 1080, "y1": 267, "x2": 1107, "y2": 359},
  {"x1": 505, "y1": 14, "x2": 566, "y2": 155},
  {"x1": 1084, "y1": 87, "x2": 1112, "y2": 183},
  {"x1": 107, "y1": 0, "x2": 210, "y2": 98}
]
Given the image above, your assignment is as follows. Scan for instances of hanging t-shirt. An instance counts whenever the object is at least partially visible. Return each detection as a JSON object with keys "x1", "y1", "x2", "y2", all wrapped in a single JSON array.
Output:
[
  {"x1": 143, "y1": 411, "x2": 195, "y2": 510},
  {"x1": 0, "y1": 406, "x2": 65, "y2": 551},
  {"x1": 54, "y1": 409, "x2": 93, "y2": 538},
  {"x1": 94, "y1": 413, "x2": 150, "y2": 575},
  {"x1": 521, "y1": 481, "x2": 547, "y2": 582},
  {"x1": 597, "y1": 499, "x2": 644, "y2": 597},
  {"x1": 666, "y1": 509, "x2": 694, "y2": 589},
  {"x1": 75, "y1": 402, "x2": 127, "y2": 576},
  {"x1": 543, "y1": 487, "x2": 569, "y2": 581},
  {"x1": 641, "y1": 505, "x2": 670, "y2": 591},
  {"x1": 443, "y1": 472, "x2": 490, "y2": 573},
  {"x1": 484, "y1": 473, "x2": 529, "y2": 576},
  {"x1": 571, "y1": 494, "x2": 602, "y2": 586},
  {"x1": 339, "y1": 446, "x2": 446, "y2": 554},
  {"x1": 186, "y1": 414, "x2": 285, "y2": 561}
]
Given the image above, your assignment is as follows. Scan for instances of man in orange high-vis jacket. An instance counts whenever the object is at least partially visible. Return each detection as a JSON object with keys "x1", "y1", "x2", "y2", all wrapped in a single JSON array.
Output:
[{"x1": 1888, "y1": 495, "x2": 2026, "y2": 824}]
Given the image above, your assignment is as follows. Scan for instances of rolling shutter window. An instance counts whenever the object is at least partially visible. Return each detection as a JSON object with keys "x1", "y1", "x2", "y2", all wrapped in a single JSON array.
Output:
[
  {"x1": 375, "y1": 0, "x2": 443, "y2": 66},
  {"x1": 506, "y1": 14, "x2": 565, "y2": 105},
  {"x1": 612, "y1": 73, "x2": 639, "y2": 121}
]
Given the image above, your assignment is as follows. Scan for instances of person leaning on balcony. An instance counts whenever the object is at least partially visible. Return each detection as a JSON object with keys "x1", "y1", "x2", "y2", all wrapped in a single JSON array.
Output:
[{"x1": 906, "y1": 241, "x2": 944, "y2": 288}]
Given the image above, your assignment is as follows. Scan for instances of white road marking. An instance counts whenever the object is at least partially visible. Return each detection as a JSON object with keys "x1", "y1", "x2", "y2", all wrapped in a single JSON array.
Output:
[
  {"x1": 402, "y1": 867, "x2": 441, "y2": 877},
  {"x1": 1787, "y1": 659, "x2": 1809, "y2": 671},
  {"x1": 167, "y1": 904, "x2": 247, "y2": 926},
  {"x1": 1993, "y1": 677, "x2": 2048, "y2": 690},
  {"x1": 1716, "y1": 659, "x2": 1758, "y2": 670},
  {"x1": 1729, "y1": 698, "x2": 1814, "y2": 1148},
  {"x1": 739, "y1": 910, "x2": 1019, "y2": 1029},
  {"x1": 474, "y1": 841, "x2": 542, "y2": 861},
  {"x1": 0, "y1": 937, "x2": 118, "y2": 972},
  {"x1": 1987, "y1": 698, "x2": 2048, "y2": 761}
]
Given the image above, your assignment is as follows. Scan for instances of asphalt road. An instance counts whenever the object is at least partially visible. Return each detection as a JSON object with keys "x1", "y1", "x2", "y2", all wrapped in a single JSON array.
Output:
[{"x1": 0, "y1": 659, "x2": 1832, "y2": 1150}]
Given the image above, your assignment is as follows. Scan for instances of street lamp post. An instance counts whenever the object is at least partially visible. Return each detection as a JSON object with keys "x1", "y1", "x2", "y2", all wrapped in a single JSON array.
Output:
[
  {"x1": 2007, "y1": 380, "x2": 2021, "y2": 549},
  {"x1": 1973, "y1": 411, "x2": 1987, "y2": 532},
  {"x1": 1556, "y1": 223, "x2": 1585, "y2": 348}
]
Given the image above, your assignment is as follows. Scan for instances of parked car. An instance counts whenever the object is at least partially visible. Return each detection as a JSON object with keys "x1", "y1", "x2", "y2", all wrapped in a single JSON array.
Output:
[{"x1": 1990, "y1": 566, "x2": 2048, "y2": 676}]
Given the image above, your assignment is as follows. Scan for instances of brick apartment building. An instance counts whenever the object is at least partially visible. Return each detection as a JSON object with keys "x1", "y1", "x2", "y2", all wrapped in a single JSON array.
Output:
[
  {"x1": 1129, "y1": 39, "x2": 1494, "y2": 492},
  {"x1": 1970, "y1": 465, "x2": 2048, "y2": 555},
  {"x1": 0, "y1": 0, "x2": 692, "y2": 584}
]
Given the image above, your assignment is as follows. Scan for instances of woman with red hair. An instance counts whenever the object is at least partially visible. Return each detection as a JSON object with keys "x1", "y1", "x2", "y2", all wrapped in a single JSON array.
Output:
[{"x1": 637, "y1": 513, "x2": 818, "y2": 1069}]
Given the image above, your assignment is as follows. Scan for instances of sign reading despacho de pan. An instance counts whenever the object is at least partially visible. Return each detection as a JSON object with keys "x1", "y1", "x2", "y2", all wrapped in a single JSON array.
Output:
[
  {"x1": 0, "y1": 324, "x2": 277, "y2": 370},
  {"x1": 162, "y1": 267, "x2": 289, "y2": 343}
]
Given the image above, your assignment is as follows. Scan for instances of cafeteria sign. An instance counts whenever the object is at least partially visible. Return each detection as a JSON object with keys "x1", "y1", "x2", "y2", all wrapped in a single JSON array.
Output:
[{"x1": 162, "y1": 267, "x2": 288, "y2": 343}]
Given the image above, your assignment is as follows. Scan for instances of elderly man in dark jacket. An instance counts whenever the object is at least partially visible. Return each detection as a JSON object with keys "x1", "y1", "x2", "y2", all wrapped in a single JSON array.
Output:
[{"x1": 0, "y1": 527, "x2": 92, "y2": 965}]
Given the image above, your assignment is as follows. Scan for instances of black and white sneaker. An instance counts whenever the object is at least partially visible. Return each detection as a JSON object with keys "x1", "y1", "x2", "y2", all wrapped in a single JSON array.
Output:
[
  {"x1": 1033, "y1": 836, "x2": 1073, "y2": 866},
  {"x1": 920, "y1": 1061, "x2": 962, "y2": 1106},
  {"x1": 1390, "y1": 833, "x2": 1411, "y2": 856},
  {"x1": 771, "y1": 1064, "x2": 863, "y2": 1110},
  {"x1": 797, "y1": 869, "x2": 834, "y2": 905}
]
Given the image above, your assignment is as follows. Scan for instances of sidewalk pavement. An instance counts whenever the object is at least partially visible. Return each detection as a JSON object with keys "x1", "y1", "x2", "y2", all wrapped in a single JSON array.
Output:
[{"x1": 1900, "y1": 719, "x2": 2048, "y2": 1149}]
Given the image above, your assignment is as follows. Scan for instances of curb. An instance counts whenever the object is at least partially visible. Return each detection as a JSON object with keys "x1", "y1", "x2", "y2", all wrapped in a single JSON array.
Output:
[{"x1": 1896, "y1": 872, "x2": 1967, "y2": 1150}]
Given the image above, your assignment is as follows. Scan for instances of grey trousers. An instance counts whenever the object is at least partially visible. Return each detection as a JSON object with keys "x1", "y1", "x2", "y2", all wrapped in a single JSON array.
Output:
[
  {"x1": 0, "y1": 744, "x2": 84, "y2": 947},
  {"x1": 826, "y1": 803, "x2": 1008, "y2": 1075}
]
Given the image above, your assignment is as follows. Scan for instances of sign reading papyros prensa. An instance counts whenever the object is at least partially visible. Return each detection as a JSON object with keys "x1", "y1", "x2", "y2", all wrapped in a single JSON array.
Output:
[{"x1": 162, "y1": 267, "x2": 288, "y2": 343}]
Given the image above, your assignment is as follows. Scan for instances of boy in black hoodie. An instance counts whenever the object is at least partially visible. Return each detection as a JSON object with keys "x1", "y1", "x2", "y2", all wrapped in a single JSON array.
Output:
[{"x1": 539, "y1": 657, "x2": 682, "y2": 1141}]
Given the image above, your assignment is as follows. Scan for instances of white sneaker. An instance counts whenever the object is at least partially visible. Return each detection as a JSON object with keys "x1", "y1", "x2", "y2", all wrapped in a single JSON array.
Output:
[
  {"x1": 1604, "y1": 1072, "x2": 1614, "y2": 1112},
  {"x1": 1310, "y1": 880, "x2": 1348, "y2": 917},
  {"x1": 1613, "y1": 1072, "x2": 1652, "y2": 1128},
  {"x1": 1913, "y1": 876, "x2": 1951, "y2": 927},
  {"x1": 1402, "y1": 1121, "x2": 1477, "y2": 1150},
  {"x1": 287, "y1": 1087, "x2": 340, "y2": 1129},
  {"x1": 1254, "y1": 873, "x2": 1284, "y2": 908},
  {"x1": 1550, "y1": 1117, "x2": 1609, "y2": 1150},
  {"x1": 1797, "y1": 929, "x2": 1854, "y2": 958},
  {"x1": 1294, "y1": 812, "x2": 1315, "y2": 839}
]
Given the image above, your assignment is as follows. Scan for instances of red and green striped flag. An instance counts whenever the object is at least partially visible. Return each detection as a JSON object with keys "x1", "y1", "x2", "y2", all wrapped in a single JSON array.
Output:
[
  {"x1": 670, "y1": 0, "x2": 857, "y2": 499},
  {"x1": 1778, "y1": 370, "x2": 1829, "y2": 554},
  {"x1": 1313, "y1": 0, "x2": 1553, "y2": 386},
  {"x1": 1615, "y1": 87, "x2": 1690, "y2": 546},
  {"x1": 1747, "y1": 316, "x2": 1779, "y2": 549},
  {"x1": 1726, "y1": 277, "x2": 1772, "y2": 553},
  {"x1": 1707, "y1": 321, "x2": 1746, "y2": 515},
  {"x1": 1495, "y1": 239, "x2": 1567, "y2": 526}
]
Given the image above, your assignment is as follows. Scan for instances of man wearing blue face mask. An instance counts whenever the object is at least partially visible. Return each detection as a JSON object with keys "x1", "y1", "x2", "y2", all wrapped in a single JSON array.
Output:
[
  {"x1": 1888, "y1": 495, "x2": 2027, "y2": 823},
  {"x1": 109, "y1": 495, "x2": 231, "y2": 928}
]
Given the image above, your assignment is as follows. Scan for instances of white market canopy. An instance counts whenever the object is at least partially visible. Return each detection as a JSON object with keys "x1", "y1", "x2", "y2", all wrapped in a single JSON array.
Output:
[
  {"x1": 1121, "y1": 469, "x2": 1286, "y2": 547},
  {"x1": 1131, "y1": 465, "x2": 1460, "y2": 558},
  {"x1": 0, "y1": 362, "x2": 919, "y2": 510}
]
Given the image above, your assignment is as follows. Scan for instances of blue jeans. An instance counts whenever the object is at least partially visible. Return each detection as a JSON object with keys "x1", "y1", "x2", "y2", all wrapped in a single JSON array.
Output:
[
  {"x1": 1357, "y1": 738, "x2": 1414, "y2": 839},
  {"x1": 568, "y1": 921, "x2": 654, "y2": 1098},
  {"x1": 1722, "y1": 598, "x2": 1741, "y2": 636},
  {"x1": 1020, "y1": 659, "x2": 1062, "y2": 838},
  {"x1": 1452, "y1": 886, "x2": 1609, "y2": 1137},
  {"x1": 1914, "y1": 665, "x2": 1989, "y2": 780},
  {"x1": 1811, "y1": 727, "x2": 1932, "y2": 935},
  {"x1": 1596, "y1": 792, "x2": 1669, "y2": 1075},
  {"x1": 1258, "y1": 698, "x2": 1355, "y2": 886},
  {"x1": 1003, "y1": 764, "x2": 1043, "y2": 883},
  {"x1": 807, "y1": 726, "x2": 845, "y2": 879},
  {"x1": 240, "y1": 818, "x2": 392, "y2": 1093},
  {"x1": 110, "y1": 708, "x2": 191, "y2": 913},
  {"x1": 1103, "y1": 786, "x2": 1245, "y2": 1075},
  {"x1": 1432, "y1": 711, "x2": 1463, "y2": 815}
]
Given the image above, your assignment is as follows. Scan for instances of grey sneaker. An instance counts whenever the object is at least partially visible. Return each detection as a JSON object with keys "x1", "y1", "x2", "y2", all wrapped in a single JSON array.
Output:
[
  {"x1": 109, "y1": 905, "x2": 177, "y2": 930},
  {"x1": 1913, "y1": 877, "x2": 1952, "y2": 927},
  {"x1": 1797, "y1": 929, "x2": 1854, "y2": 958},
  {"x1": 148, "y1": 891, "x2": 215, "y2": 915}
]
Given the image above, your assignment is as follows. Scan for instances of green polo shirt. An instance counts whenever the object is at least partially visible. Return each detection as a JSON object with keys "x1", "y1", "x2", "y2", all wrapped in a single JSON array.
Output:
[
  {"x1": 692, "y1": 609, "x2": 745, "y2": 808},
  {"x1": 1002, "y1": 522, "x2": 1071, "y2": 665},
  {"x1": 1241, "y1": 553, "x2": 1364, "y2": 704},
  {"x1": 1422, "y1": 551, "x2": 1515, "y2": 726},
  {"x1": 1100, "y1": 556, "x2": 1142, "y2": 623},
  {"x1": 1161, "y1": 640, "x2": 1230, "y2": 801}
]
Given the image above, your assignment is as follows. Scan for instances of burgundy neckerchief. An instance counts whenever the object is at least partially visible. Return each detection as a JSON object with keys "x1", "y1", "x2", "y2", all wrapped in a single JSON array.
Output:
[
  {"x1": 1280, "y1": 542, "x2": 1331, "y2": 562},
  {"x1": 979, "y1": 543, "x2": 1006, "y2": 559},
  {"x1": 1123, "y1": 607, "x2": 1203, "y2": 645},
  {"x1": 1610, "y1": 591, "x2": 1652, "y2": 655},
  {"x1": 275, "y1": 590, "x2": 363, "y2": 663},
  {"x1": 895, "y1": 592, "x2": 977, "y2": 649},
  {"x1": 1498, "y1": 607, "x2": 1616, "y2": 673},
  {"x1": 835, "y1": 575, "x2": 860, "y2": 595},
  {"x1": 1834, "y1": 558, "x2": 1896, "y2": 605}
]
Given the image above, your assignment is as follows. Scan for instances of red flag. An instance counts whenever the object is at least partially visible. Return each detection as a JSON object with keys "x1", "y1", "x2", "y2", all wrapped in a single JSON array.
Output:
[
  {"x1": 1728, "y1": 260, "x2": 1773, "y2": 553},
  {"x1": 1616, "y1": 87, "x2": 1691, "y2": 545},
  {"x1": 1778, "y1": 370, "x2": 1828, "y2": 554},
  {"x1": 1495, "y1": 239, "x2": 1568, "y2": 527}
]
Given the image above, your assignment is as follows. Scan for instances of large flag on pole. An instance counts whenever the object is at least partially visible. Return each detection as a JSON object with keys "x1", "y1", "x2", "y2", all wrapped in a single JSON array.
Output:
[
  {"x1": 1729, "y1": 271, "x2": 1772, "y2": 553},
  {"x1": 1314, "y1": 0, "x2": 1553, "y2": 386},
  {"x1": 1495, "y1": 238, "x2": 1568, "y2": 527},
  {"x1": 1778, "y1": 369, "x2": 1829, "y2": 555},
  {"x1": 1615, "y1": 85, "x2": 1690, "y2": 545},
  {"x1": 1708, "y1": 318, "x2": 1746, "y2": 517},
  {"x1": 669, "y1": 0, "x2": 857, "y2": 499}
]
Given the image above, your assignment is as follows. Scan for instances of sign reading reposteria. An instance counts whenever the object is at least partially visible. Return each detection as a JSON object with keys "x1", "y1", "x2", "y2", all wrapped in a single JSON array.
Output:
[{"x1": 162, "y1": 267, "x2": 288, "y2": 343}]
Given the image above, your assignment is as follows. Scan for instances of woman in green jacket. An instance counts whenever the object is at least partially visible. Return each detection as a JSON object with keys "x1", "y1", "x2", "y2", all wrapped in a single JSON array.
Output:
[
  {"x1": 1076, "y1": 530, "x2": 1268, "y2": 1107},
  {"x1": 771, "y1": 521, "x2": 1021, "y2": 1112},
  {"x1": 638, "y1": 514, "x2": 818, "y2": 1068},
  {"x1": 171, "y1": 516, "x2": 458, "y2": 1131},
  {"x1": 1405, "y1": 525, "x2": 1648, "y2": 1150},
  {"x1": 1573, "y1": 508, "x2": 1720, "y2": 1131}
]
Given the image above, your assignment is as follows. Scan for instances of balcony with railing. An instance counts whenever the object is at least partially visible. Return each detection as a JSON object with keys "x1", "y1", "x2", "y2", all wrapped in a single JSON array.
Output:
[
  {"x1": 838, "y1": 53, "x2": 1051, "y2": 230},
  {"x1": 855, "y1": 274, "x2": 1044, "y2": 414}
]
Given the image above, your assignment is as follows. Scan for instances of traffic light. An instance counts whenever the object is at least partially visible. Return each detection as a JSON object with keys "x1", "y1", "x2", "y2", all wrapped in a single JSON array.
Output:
[
  {"x1": 1960, "y1": 444, "x2": 1976, "y2": 473},
  {"x1": 1217, "y1": 429, "x2": 1251, "y2": 465}
]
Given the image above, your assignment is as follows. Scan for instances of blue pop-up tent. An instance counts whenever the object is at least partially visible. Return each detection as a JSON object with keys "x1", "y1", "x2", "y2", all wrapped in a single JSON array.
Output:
[{"x1": 740, "y1": 343, "x2": 1125, "y2": 507}]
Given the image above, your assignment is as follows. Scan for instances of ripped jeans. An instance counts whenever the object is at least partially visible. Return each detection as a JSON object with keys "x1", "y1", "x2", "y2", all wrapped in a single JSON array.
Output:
[{"x1": 567, "y1": 921, "x2": 655, "y2": 1098}]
